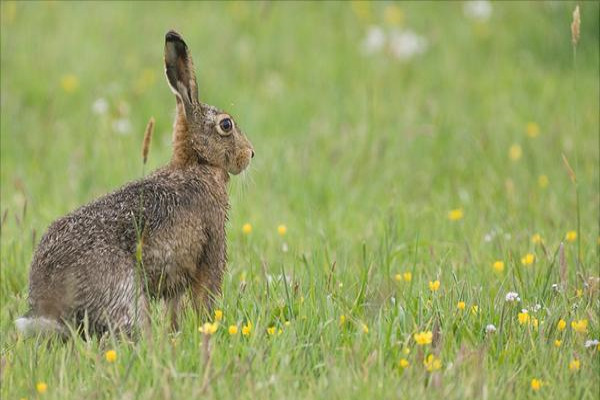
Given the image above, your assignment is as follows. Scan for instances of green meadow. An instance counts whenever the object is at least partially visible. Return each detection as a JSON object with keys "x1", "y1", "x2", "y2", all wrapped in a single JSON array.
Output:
[{"x1": 1, "y1": 1, "x2": 598, "y2": 399}]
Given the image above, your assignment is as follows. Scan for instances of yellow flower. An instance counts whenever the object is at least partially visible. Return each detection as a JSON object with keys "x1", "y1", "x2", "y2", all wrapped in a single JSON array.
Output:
[
  {"x1": 361, "y1": 323, "x2": 369, "y2": 334},
  {"x1": 384, "y1": 4, "x2": 404, "y2": 26},
  {"x1": 531, "y1": 378, "x2": 542, "y2": 391},
  {"x1": 277, "y1": 224, "x2": 287, "y2": 236},
  {"x1": 242, "y1": 223, "x2": 252, "y2": 234},
  {"x1": 471, "y1": 305, "x2": 479, "y2": 315},
  {"x1": 518, "y1": 312, "x2": 530, "y2": 325},
  {"x1": 394, "y1": 274, "x2": 402, "y2": 282},
  {"x1": 399, "y1": 358, "x2": 410, "y2": 369},
  {"x1": 448, "y1": 208, "x2": 464, "y2": 221},
  {"x1": 457, "y1": 301, "x2": 466, "y2": 311},
  {"x1": 339, "y1": 315, "x2": 346, "y2": 325},
  {"x1": 557, "y1": 319, "x2": 566, "y2": 331},
  {"x1": 565, "y1": 230, "x2": 577, "y2": 243},
  {"x1": 576, "y1": 289, "x2": 583, "y2": 298},
  {"x1": 423, "y1": 354, "x2": 442, "y2": 372},
  {"x1": 105, "y1": 350, "x2": 117, "y2": 363},
  {"x1": 532, "y1": 318, "x2": 539, "y2": 329},
  {"x1": 521, "y1": 253, "x2": 535, "y2": 266},
  {"x1": 538, "y1": 175, "x2": 549, "y2": 188},
  {"x1": 571, "y1": 319, "x2": 588, "y2": 333},
  {"x1": 526, "y1": 122, "x2": 540, "y2": 138},
  {"x1": 267, "y1": 326, "x2": 276, "y2": 336},
  {"x1": 214, "y1": 309, "x2": 223, "y2": 322},
  {"x1": 429, "y1": 280, "x2": 440, "y2": 292},
  {"x1": 402, "y1": 347, "x2": 410, "y2": 355},
  {"x1": 36, "y1": 382, "x2": 48, "y2": 394},
  {"x1": 242, "y1": 322, "x2": 252, "y2": 336},
  {"x1": 492, "y1": 260, "x2": 505, "y2": 273},
  {"x1": 554, "y1": 339, "x2": 562, "y2": 347},
  {"x1": 414, "y1": 331, "x2": 433, "y2": 345},
  {"x1": 60, "y1": 74, "x2": 79, "y2": 93},
  {"x1": 568, "y1": 359, "x2": 580, "y2": 372},
  {"x1": 509, "y1": 144, "x2": 522, "y2": 161},
  {"x1": 531, "y1": 234, "x2": 542, "y2": 244},
  {"x1": 228, "y1": 325, "x2": 238, "y2": 335},
  {"x1": 198, "y1": 322, "x2": 219, "y2": 335},
  {"x1": 403, "y1": 272, "x2": 412, "y2": 282}
]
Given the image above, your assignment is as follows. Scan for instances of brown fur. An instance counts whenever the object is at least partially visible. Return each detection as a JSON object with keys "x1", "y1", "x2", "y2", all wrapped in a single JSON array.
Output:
[{"x1": 20, "y1": 30, "x2": 254, "y2": 336}]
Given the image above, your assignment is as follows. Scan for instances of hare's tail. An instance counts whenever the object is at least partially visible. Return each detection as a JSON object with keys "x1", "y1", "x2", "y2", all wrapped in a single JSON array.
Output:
[{"x1": 15, "y1": 315, "x2": 65, "y2": 337}]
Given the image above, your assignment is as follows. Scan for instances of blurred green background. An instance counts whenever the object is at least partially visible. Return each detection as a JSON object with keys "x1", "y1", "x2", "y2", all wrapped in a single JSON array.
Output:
[{"x1": 1, "y1": 1, "x2": 599, "y2": 399}]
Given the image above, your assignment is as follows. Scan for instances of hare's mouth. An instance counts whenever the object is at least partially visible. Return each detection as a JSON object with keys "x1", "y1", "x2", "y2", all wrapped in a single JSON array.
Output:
[{"x1": 229, "y1": 149, "x2": 253, "y2": 175}]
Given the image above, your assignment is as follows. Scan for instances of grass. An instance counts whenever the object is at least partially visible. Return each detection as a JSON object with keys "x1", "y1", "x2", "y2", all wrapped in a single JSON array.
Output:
[{"x1": 1, "y1": 1, "x2": 599, "y2": 399}]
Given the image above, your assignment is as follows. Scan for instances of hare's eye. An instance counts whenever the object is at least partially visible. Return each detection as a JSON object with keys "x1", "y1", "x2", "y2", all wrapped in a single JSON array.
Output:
[{"x1": 218, "y1": 118, "x2": 233, "y2": 134}]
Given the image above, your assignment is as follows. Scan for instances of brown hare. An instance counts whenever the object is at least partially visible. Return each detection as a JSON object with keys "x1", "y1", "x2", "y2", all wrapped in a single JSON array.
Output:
[{"x1": 15, "y1": 30, "x2": 254, "y2": 337}]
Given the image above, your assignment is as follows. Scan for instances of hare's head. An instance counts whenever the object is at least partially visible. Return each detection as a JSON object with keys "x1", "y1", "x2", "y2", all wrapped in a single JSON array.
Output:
[{"x1": 164, "y1": 31, "x2": 254, "y2": 174}]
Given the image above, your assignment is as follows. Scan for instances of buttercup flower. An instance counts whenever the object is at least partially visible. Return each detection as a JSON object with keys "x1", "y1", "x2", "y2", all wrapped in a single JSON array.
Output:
[
  {"x1": 569, "y1": 359, "x2": 580, "y2": 372},
  {"x1": 554, "y1": 340, "x2": 562, "y2": 347},
  {"x1": 531, "y1": 378, "x2": 542, "y2": 391},
  {"x1": 394, "y1": 274, "x2": 403, "y2": 282},
  {"x1": 429, "y1": 280, "x2": 440, "y2": 292},
  {"x1": 228, "y1": 325, "x2": 238, "y2": 335},
  {"x1": 571, "y1": 319, "x2": 588, "y2": 333},
  {"x1": 457, "y1": 301, "x2": 466, "y2": 310},
  {"x1": 493, "y1": 260, "x2": 505, "y2": 273},
  {"x1": 214, "y1": 309, "x2": 223, "y2": 321},
  {"x1": 565, "y1": 231, "x2": 577, "y2": 242},
  {"x1": 105, "y1": 350, "x2": 117, "y2": 363},
  {"x1": 361, "y1": 323, "x2": 369, "y2": 334},
  {"x1": 518, "y1": 311, "x2": 530, "y2": 325},
  {"x1": 448, "y1": 209, "x2": 464, "y2": 221},
  {"x1": 36, "y1": 382, "x2": 48, "y2": 394},
  {"x1": 531, "y1": 234, "x2": 542, "y2": 244},
  {"x1": 423, "y1": 354, "x2": 442, "y2": 372},
  {"x1": 557, "y1": 319, "x2": 567, "y2": 331},
  {"x1": 242, "y1": 223, "x2": 252, "y2": 234},
  {"x1": 399, "y1": 358, "x2": 410, "y2": 369},
  {"x1": 414, "y1": 331, "x2": 433, "y2": 345},
  {"x1": 277, "y1": 224, "x2": 287, "y2": 236},
  {"x1": 521, "y1": 253, "x2": 535, "y2": 266},
  {"x1": 199, "y1": 322, "x2": 219, "y2": 335},
  {"x1": 242, "y1": 322, "x2": 252, "y2": 336},
  {"x1": 267, "y1": 326, "x2": 276, "y2": 336},
  {"x1": 526, "y1": 122, "x2": 540, "y2": 138},
  {"x1": 403, "y1": 272, "x2": 412, "y2": 282}
]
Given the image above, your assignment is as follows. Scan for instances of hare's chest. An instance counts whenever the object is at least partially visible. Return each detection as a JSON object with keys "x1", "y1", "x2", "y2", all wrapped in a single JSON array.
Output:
[{"x1": 142, "y1": 213, "x2": 208, "y2": 296}]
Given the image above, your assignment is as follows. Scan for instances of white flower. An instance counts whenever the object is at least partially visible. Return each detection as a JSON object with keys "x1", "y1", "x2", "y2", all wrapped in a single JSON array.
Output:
[
  {"x1": 551, "y1": 283, "x2": 559, "y2": 291},
  {"x1": 483, "y1": 233, "x2": 493, "y2": 243},
  {"x1": 112, "y1": 118, "x2": 132, "y2": 135},
  {"x1": 485, "y1": 324, "x2": 497, "y2": 334},
  {"x1": 92, "y1": 98, "x2": 108, "y2": 115},
  {"x1": 362, "y1": 26, "x2": 386, "y2": 54},
  {"x1": 281, "y1": 242, "x2": 289, "y2": 253},
  {"x1": 521, "y1": 309, "x2": 528, "y2": 314},
  {"x1": 505, "y1": 292, "x2": 520, "y2": 302},
  {"x1": 531, "y1": 304, "x2": 542, "y2": 312},
  {"x1": 388, "y1": 29, "x2": 428, "y2": 61},
  {"x1": 584, "y1": 339, "x2": 599, "y2": 348},
  {"x1": 463, "y1": 1, "x2": 493, "y2": 22}
]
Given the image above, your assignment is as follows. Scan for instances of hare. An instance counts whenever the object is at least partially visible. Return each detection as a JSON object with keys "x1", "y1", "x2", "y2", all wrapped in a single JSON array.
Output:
[{"x1": 15, "y1": 30, "x2": 254, "y2": 337}]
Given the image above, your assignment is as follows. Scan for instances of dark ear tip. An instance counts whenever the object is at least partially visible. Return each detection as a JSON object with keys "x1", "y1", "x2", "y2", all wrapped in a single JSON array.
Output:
[{"x1": 165, "y1": 30, "x2": 186, "y2": 45}]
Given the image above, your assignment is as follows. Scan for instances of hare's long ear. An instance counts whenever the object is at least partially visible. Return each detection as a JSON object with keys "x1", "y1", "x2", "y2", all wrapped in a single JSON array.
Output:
[{"x1": 164, "y1": 30, "x2": 199, "y2": 114}]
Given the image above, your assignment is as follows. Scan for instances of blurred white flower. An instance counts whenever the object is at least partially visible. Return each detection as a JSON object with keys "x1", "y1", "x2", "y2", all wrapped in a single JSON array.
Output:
[
  {"x1": 505, "y1": 292, "x2": 520, "y2": 302},
  {"x1": 551, "y1": 283, "x2": 559, "y2": 291},
  {"x1": 483, "y1": 234, "x2": 493, "y2": 242},
  {"x1": 389, "y1": 29, "x2": 428, "y2": 61},
  {"x1": 463, "y1": 1, "x2": 492, "y2": 22},
  {"x1": 485, "y1": 324, "x2": 497, "y2": 333},
  {"x1": 92, "y1": 98, "x2": 108, "y2": 115},
  {"x1": 584, "y1": 339, "x2": 599, "y2": 348},
  {"x1": 281, "y1": 242, "x2": 289, "y2": 253},
  {"x1": 531, "y1": 304, "x2": 542, "y2": 312},
  {"x1": 112, "y1": 118, "x2": 132, "y2": 135},
  {"x1": 362, "y1": 26, "x2": 386, "y2": 54}
]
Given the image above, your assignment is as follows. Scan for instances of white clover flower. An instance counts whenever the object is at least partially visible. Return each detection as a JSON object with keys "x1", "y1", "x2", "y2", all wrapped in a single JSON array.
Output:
[
  {"x1": 531, "y1": 304, "x2": 542, "y2": 312},
  {"x1": 92, "y1": 98, "x2": 108, "y2": 115},
  {"x1": 521, "y1": 309, "x2": 528, "y2": 314},
  {"x1": 584, "y1": 339, "x2": 599, "y2": 348},
  {"x1": 551, "y1": 283, "x2": 559, "y2": 291},
  {"x1": 484, "y1": 233, "x2": 493, "y2": 243},
  {"x1": 505, "y1": 292, "x2": 520, "y2": 302},
  {"x1": 281, "y1": 242, "x2": 289, "y2": 253},
  {"x1": 463, "y1": 1, "x2": 493, "y2": 22},
  {"x1": 485, "y1": 324, "x2": 497, "y2": 334},
  {"x1": 362, "y1": 26, "x2": 386, "y2": 54},
  {"x1": 112, "y1": 118, "x2": 132, "y2": 135},
  {"x1": 388, "y1": 29, "x2": 428, "y2": 61}
]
